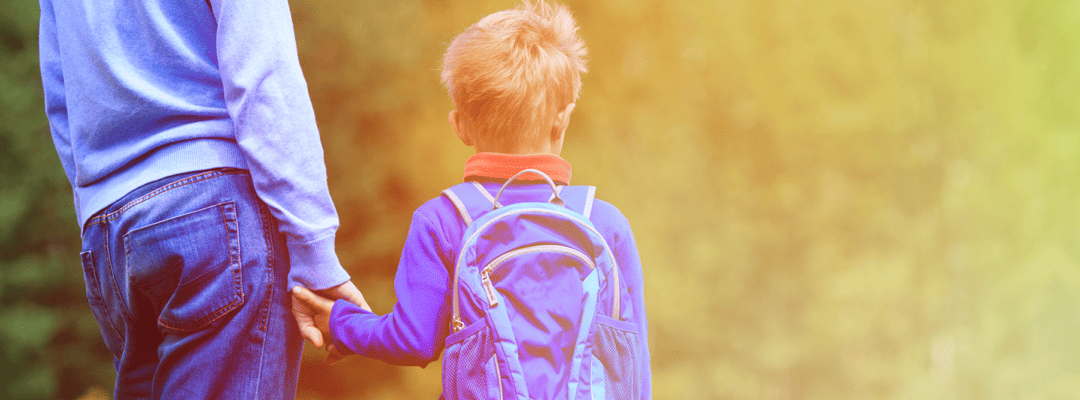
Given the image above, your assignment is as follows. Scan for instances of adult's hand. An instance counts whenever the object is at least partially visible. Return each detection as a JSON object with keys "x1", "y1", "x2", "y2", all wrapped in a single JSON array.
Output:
[
  {"x1": 291, "y1": 280, "x2": 370, "y2": 349},
  {"x1": 318, "y1": 280, "x2": 371, "y2": 312}
]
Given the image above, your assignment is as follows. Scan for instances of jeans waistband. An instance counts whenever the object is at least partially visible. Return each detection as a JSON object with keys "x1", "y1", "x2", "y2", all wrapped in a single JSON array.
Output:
[{"x1": 85, "y1": 168, "x2": 248, "y2": 227}]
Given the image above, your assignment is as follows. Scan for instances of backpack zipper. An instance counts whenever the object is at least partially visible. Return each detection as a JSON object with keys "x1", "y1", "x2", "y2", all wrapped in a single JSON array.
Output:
[
  {"x1": 480, "y1": 271, "x2": 498, "y2": 307},
  {"x1": 479, "y1": 244, "x2": 595, "y2": 308},
  {"x1": 452, "y1": 206, "x2": 620, "y2": 332},
  {"x1": 494, "y1": 355, "x2": 505, "y2": 400}
]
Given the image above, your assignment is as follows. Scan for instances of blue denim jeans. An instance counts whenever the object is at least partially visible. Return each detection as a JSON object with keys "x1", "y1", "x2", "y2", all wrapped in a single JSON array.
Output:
[{"x1": 79, "y1": 168, "x2": 302, "y2": 399}]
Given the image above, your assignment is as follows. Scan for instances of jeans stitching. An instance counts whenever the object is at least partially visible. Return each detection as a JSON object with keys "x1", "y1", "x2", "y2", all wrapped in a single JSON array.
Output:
[
  {"x1": 84, "y1": 250, "x2": 124, "y2": 349},
  {"x1": 229, "y1": 202, "x2": 245, "y2": 316},
  {"x1": 79, "y1": 168, "x2": 301, "y2": 397},
  {"x1": 157, "y1": 297, "x2": 243, "y2": 330},
  {"x1": 252, "y1": 201, "x2": 278, "y2": 398},
  {"x1": 86, "y1": 169, "x2": 244, "y2": 226},
  {"x1": 155, "y1": 204, "x2": 245, "y2": 331},
  {"x1": 261, "y1": 202, "x2": 274, "y2": 332},
  {"x1": 126, "y1": 203, "x2": 232, "y2": 288},
  {"x1": 102, "y1": 225, "x2": 136, "y2": 329}
]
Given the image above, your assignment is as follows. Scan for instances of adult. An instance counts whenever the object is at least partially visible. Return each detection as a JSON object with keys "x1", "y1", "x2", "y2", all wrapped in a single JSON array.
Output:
[{"x1": 39, "y1": 0, "x2": 363, "y2": 397}]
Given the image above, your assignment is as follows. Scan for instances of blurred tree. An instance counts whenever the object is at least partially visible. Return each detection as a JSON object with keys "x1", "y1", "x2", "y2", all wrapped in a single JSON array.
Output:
[
  {"x1": 0, "y1": 1, "x2": 115, "y2": 399},
  {"x1": 291, "y1": 1, "x2": 1080, "y2": 399},
  {"x1": 4, "y1": 0, "x2": 1080, "y2": 399}
]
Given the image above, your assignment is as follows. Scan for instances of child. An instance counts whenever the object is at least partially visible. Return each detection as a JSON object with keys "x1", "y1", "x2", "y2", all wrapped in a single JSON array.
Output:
[{"x1": 293, "y1": 1, "x2": 651, "y2": 398}]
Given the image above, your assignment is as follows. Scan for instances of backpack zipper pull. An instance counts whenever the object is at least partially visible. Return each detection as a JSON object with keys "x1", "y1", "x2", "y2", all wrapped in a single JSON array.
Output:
[{"x1": 481, "y1": 269, "x2": 499, "y2": 307}]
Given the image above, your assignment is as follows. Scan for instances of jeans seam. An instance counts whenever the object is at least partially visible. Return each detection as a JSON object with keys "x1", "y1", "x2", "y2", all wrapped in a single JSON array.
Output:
[
  {"x1": 230, "y1": 202, "x2": 245, "y2": 318},
  {"x1": 103, "y1": 225, "x2": 136, "y2": 328},
  {"x1": 86, "y1": 169, "x2": 244, "y2": 226},
  {"x1": 155, "y1": 203, "x2": 245, "y2": 332},
  {"x1": 253, "y1": 203, "x2": 276, "y2": 399},
  {"x1": 259, "y1": 203, "x2": 273, "y2": 332},
  {"x1": 86, "y1": 249, "x2": 124, "y2": 348}
]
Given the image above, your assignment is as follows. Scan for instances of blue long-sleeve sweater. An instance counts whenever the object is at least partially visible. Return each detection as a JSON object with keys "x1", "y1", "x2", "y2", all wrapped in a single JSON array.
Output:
[{"x1": 38, "y1": 0, "x2": 349, "y2": 290}]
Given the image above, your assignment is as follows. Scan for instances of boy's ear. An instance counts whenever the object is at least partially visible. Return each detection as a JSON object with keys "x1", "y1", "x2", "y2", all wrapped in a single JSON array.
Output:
[
  {"x1": 551, "y1": 103, "x2": 576, "y2": 141},
  {"x1": 449, "y1": 110, "x2": 473, "y2": 147}
]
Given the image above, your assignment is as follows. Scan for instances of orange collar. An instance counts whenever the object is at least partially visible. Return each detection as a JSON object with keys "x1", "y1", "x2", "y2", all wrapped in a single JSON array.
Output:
[{"x1": 463, "y1": 153, "x2": 572, "y2": 185}]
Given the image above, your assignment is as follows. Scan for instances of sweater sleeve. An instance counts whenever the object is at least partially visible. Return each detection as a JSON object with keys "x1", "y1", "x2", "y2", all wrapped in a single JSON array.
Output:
[
  {"x1": 39, "y1": 0, "x2": 76, "y2": 189},
  {"x1": 592, "y1": 199, "x2": 652, "y2": 399},
  {"x1": 328, "y1": 211, "x2": 452, "y2": 366},
  {"x1": 207, "y1": 0, "x2": 349, "y2": 290},
  {"x1": 611, "y1": 213, "x2": 653, "y2": 399}
]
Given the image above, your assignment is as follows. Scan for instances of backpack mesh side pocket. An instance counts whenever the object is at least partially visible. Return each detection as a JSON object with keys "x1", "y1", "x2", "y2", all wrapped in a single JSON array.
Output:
[
  {"x1": 593, "y1": 315, "x2": 642, "y2": 400},
  {"x1": 443, "y1": 320, "x2": 496, "y2": 399}
]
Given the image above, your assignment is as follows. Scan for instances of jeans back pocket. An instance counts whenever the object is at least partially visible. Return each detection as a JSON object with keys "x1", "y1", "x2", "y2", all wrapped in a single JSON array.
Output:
[{"x1": 125, "y1": 202, "x2": 245, "y2": 332}]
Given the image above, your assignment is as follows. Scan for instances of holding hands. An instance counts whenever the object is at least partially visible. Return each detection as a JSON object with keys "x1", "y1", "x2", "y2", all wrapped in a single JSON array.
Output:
[{"x1": 291, "y1": 281, "x2": 371, "y2": 361}]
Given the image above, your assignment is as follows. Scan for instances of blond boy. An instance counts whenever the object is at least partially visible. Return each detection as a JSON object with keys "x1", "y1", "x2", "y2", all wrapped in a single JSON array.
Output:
[{"x1": 295, "y1": 1, "x2": 651, "y2": 398}]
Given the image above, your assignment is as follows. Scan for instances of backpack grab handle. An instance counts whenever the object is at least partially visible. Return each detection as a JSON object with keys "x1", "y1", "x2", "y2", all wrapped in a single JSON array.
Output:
[{"x1": 493, "y1": 169, "x2": 564, "y2": 209}]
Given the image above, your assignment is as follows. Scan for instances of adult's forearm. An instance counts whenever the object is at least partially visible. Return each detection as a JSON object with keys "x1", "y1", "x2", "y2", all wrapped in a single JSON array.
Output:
[{"x1": 211, "y1": 0, "x2": 349, "y2": 290}]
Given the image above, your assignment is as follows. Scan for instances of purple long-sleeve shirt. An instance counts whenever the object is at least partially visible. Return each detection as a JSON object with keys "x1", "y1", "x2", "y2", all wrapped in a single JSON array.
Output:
[
  {"x1": 39, "y1": 0, "x2": 348, "y2": 290},
  {"x1": 329, "y1": 154, "x2": 652, "y2": 397}
]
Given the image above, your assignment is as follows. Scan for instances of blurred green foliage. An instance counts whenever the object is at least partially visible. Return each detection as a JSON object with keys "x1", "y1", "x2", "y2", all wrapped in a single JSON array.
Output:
[
  {"x1": 0, "y1": 0, "x2": 116, "y2": 399},
  {"x1": 4, "y1": 0, "x2": 1079, "y2": 399}
]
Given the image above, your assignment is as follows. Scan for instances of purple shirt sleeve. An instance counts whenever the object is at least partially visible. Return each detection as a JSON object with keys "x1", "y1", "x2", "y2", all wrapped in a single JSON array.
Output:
[
  {"x1": 208, "y1": 0, "x2": 349, "y2": 290},
  {"x1": 601, "y1": 206, "x2": 653, "y2": 398},
  {"x1": 329, "y1": 211, "x2": 452, "y2": 366}
]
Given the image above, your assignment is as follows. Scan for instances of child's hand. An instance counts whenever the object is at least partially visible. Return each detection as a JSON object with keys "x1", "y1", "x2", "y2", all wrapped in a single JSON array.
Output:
[
  {"x1": 325, "y1": 342, "x2": 347, "y2": 365},
  {"x1": 291, "y1": 286, "x2": 335, "y2": 349}
]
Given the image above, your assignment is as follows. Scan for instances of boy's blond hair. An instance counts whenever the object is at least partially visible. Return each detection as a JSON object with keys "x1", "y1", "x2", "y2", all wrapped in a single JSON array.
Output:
[{"x1": 442, "y1": 0, "x2": 588, "y2": 152}]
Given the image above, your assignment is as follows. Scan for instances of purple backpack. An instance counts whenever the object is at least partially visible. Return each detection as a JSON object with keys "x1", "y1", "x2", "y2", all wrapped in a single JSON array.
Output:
[{"x1": 440, "y1": 169, "x2": 642, "y2": 400}]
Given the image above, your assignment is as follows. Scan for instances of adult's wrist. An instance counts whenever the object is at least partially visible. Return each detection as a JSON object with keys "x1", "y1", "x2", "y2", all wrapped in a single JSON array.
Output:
[{"x1": 285, "y1": 234, "x2": 350, "y2": 291}]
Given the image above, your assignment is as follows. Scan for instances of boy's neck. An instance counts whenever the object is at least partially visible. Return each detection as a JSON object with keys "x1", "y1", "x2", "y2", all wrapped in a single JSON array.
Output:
[
  {"x1": 464, "y1": 152, "x2": 572, "y2": 185},
  {"x1": 473, "y1": 141, "x2": 562, "y2": 156}
]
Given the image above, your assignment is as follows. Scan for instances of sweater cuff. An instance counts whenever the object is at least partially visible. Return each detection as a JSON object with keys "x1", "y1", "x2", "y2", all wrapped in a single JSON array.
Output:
[
  {"x1": 286, "y1": 233, "x2": 351, "y2": 291},
  {"x1": 330, "y1": 299, "x2": 375, "y2": 355}
]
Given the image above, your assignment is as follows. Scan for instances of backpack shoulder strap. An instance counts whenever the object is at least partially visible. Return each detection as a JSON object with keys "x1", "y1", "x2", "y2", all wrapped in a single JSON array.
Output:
[
  {"x1": 555, "y1": 185, "x2": 597, "y2": 219},
  {"x1": 441, "y1": 181, "x2": 501, "y2": 226}
]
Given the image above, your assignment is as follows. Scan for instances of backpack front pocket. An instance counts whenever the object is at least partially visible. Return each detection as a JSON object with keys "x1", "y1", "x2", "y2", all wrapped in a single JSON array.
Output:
[{"x1": 443, "y1": 320, "x2": 498, "y2": 399}]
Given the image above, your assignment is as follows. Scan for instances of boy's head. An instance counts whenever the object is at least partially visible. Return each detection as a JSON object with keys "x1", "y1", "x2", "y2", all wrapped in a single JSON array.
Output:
[{"x1": 442, "y1": 0, "x2": 588, "y2": 155}]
